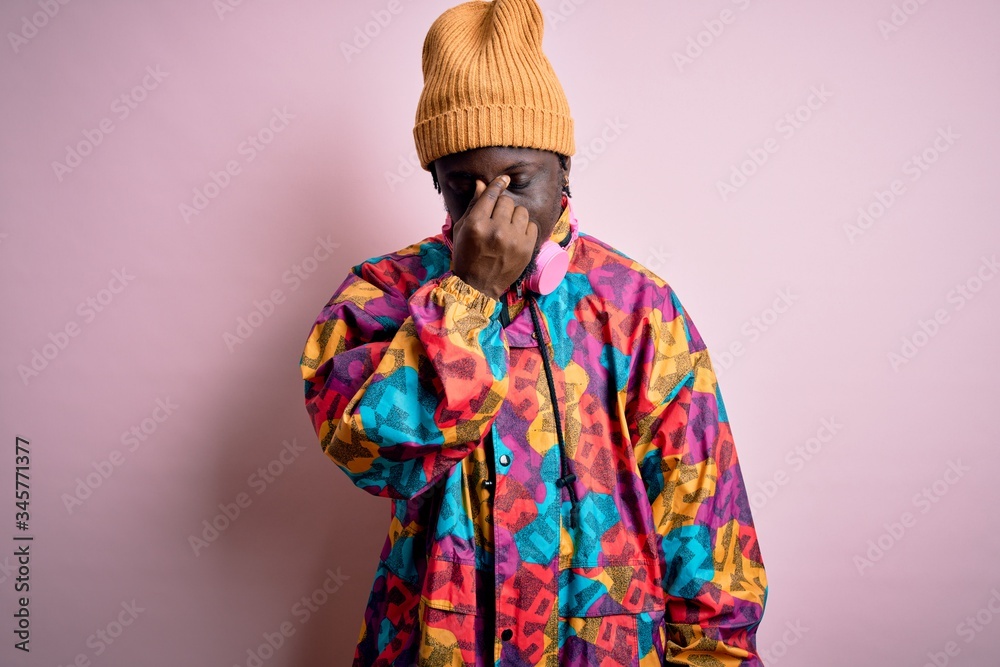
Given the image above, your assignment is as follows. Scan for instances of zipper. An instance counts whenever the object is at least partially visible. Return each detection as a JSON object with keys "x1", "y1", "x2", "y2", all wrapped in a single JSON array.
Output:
[
  {"x1": 498, "y1": 279, "x2": 525, "y2": 330},
  {"x1": 483, "y1": 427, "x2": 498, "y2": 662},
  {"x1": 499, "y1": 290, "x2": 511, "y2": 328}
]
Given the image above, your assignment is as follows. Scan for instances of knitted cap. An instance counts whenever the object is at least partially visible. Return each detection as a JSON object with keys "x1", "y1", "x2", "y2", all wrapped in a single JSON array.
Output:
[{"x1": 413, "y1": 0, "x2": 575, "y2": 170}]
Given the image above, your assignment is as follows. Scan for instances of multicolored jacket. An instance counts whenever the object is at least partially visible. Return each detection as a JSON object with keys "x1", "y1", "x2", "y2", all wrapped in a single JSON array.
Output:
[{"x1": 300, "y1": 200, "x2": 768, "y2": 666}]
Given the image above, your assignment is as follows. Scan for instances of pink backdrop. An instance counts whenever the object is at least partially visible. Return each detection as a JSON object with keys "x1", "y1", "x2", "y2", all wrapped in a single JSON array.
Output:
[{"x1": 2, "y1": 1, "x2": 999, "y2": 665}]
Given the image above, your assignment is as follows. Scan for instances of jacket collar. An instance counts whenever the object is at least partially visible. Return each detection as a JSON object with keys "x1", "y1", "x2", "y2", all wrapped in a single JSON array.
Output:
[{"x1": 551, "y1": 194, "x2": 580, "y2": 261}]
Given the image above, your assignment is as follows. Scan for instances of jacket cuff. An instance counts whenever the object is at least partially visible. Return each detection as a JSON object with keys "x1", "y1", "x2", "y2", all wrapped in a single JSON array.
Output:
[{"x1": 435, "y1": 273, "x2": 500, "y2": 318}]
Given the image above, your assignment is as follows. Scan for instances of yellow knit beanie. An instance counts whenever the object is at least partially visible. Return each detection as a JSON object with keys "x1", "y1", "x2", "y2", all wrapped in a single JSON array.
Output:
[{"x1": 413, "y1": 0, "x2": 575, "y2": 170}]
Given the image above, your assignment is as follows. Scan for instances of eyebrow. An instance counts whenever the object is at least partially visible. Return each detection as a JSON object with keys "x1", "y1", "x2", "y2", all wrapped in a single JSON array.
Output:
[
  {"x1": 500, "y1": 161, "x2": 534, "y2": 171},
  {"x1": 447, "y1": 161, "x2": 537, "y2": 179}
]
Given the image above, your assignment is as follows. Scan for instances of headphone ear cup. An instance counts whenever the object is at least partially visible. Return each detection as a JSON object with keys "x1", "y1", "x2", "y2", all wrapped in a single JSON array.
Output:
[{"x1": 527, "y1": 241, "x2": 569, "y2": 295}]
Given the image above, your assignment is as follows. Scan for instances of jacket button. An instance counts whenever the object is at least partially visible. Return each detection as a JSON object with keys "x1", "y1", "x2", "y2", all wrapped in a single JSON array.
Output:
[
  {"x1": 482, "y1": 479, "x2": 494, "y2": 489},
  {"x1": 498, "y1": 454, "x2": 511, "y2": 467},
  {"x1": 501, "y1": 628, "x2": 513, "y2": 641}
]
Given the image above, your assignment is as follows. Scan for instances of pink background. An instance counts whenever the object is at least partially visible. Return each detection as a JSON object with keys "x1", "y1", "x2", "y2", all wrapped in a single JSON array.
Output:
[{"x1": 2, "y1": 1, "x2": 999, "y2": 665}]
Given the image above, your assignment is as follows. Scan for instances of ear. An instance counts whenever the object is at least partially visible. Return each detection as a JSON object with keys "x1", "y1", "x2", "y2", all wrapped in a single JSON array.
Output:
[{"x1": 558, "y1": 154, "x2": 572, "y2": 198}]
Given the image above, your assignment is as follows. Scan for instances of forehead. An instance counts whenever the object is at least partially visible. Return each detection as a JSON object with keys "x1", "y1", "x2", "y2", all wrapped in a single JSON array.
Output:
[{"x1": 435, "y1": 146, "x2": 556, "y2": 174}]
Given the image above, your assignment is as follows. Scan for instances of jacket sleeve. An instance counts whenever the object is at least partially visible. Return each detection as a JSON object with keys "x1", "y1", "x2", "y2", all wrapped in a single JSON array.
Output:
[
  {"x1": 628, "y1": 287, "x2": 768, "y2": 666},
  {"x1": 299, "y1": 266, "x2": 509, "y2": 500}
]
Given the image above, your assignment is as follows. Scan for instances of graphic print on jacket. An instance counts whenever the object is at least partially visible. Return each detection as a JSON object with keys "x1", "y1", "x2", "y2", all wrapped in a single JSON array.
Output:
[{"x1": 300, "y1": 202, "x2": 768, "y2": 666}]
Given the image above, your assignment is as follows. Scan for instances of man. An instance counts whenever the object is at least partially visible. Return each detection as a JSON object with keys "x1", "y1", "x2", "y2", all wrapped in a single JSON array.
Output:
[{"x1": 299, "y1": 0, "x2": 768, "y2": 664}]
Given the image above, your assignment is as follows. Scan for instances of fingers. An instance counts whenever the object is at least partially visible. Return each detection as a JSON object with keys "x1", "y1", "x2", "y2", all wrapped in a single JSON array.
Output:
[
  {"x1": 512, "y1": 204, "x2": 530, "y2": 231},
  {"x1": 514, "y1": 206, "x2": 538, "y2": 245},
  {"x1": 469, "y1": 174, "x2": 510, "y2": 219},
  {"x1": 464, "y1": 178, "x2": 487, "y2": 216},
  {"x1": 492, "y1": 191, "x2": 515, "y2": 224}
]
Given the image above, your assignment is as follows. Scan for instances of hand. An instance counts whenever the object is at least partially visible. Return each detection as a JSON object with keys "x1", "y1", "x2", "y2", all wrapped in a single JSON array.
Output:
[{"x1": 450, "y1": 175, "x2": 538, "y2": 300}]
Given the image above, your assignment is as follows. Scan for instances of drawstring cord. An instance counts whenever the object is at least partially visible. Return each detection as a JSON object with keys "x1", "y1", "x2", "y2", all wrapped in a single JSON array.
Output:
[{"x1": 526, "y1": 295, "x2": 580, "y2": 529}]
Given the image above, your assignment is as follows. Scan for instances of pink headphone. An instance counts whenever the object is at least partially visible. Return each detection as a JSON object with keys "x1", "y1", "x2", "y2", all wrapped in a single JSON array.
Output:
[
  {"x1": 527, "y1": 240, "x2": 570, "y2": 295},
  {"x1": 441, "y1": 214, "x2": 569, "y2": 295}
]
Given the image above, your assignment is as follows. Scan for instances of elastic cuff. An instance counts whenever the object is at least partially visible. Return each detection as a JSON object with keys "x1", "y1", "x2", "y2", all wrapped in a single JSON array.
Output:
[{"x1": 436, "y1": 274, "x2": 500, "y2": 318}]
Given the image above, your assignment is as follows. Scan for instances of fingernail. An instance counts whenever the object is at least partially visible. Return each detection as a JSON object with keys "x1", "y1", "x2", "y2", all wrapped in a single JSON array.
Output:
[{"x1": 500, "y1": 175, "x2": 510, "y2": 185}]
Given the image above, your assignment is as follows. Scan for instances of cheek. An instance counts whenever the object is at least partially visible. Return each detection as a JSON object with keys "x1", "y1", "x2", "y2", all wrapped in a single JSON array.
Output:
[
  {"x1": 541, "y1": 192, "x2": 563, "y2": 224},
  {"x1": 443, "y1": 194, "x2": 466, "y2": 221},
  {"x1": 518, "y1": 193, "x2": 558, "y2": 239},
  {"x1": 520, "y1": 189, "x2": 555, "y2": 216}
]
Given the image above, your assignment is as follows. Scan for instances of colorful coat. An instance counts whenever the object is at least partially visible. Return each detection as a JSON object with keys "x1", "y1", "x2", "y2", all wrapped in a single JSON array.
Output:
[{"x1": 300, "y1": 201, "x2": 768, "y2": 666}]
